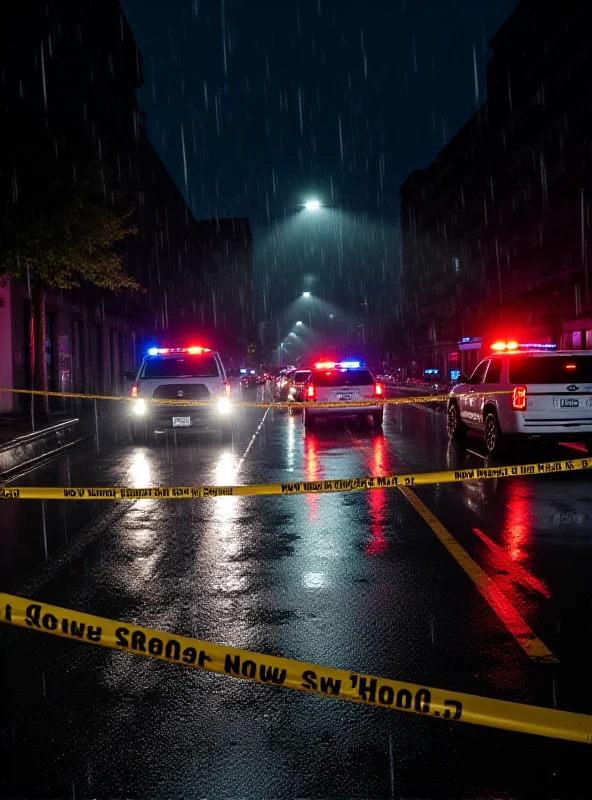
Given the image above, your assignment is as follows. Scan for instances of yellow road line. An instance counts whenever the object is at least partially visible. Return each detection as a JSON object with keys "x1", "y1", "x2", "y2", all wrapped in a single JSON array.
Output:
[{"x1": 398, "y1": 486, "x2": 558, "y2": 664}]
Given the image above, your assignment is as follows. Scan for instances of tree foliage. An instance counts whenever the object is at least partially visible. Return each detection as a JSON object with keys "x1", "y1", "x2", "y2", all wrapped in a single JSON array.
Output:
[{"x1": 0, "y1": 156, "x2": 138, "y2": 292}]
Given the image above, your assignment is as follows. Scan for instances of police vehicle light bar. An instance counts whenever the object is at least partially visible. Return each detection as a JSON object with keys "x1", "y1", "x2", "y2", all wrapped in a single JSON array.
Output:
[
  {"x1": 314, "y1": 360, "x2": 363, "y2": 370},
  {"x1": 490, "y1": 341, "x2": 556, "y2": 352},
  {"x1": 147, "y1": 346, "x2": 211, "y2": 356}
]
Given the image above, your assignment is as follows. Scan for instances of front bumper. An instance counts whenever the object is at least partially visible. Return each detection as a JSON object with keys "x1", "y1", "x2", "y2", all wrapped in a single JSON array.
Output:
[{"x1": 131, "y1": 400, "x2": 231, "y2": 430}]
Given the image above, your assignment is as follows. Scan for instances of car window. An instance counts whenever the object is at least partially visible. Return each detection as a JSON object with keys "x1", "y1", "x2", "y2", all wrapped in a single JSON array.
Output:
[
  {"x1": 485, "y1": 358, "x2": 502, "y2": 384},
  {"x1": 141, "y1": 355, "x2": 220, "y2": 379},
  {"x1": 313, "y1": 368, "x2": 374, "y2": 387},
  {"x1": 469, "y1": 360, "x2": 489, "y2": 384},
  {"x1": 508, "y1": 355, "x2": 592, "y2": 384},
  {"x1": 293, "y1": 371, "x2": 310, "y2": 382}
]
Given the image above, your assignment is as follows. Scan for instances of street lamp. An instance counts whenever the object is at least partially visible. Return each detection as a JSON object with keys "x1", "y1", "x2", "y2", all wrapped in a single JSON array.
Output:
[
  {"x1": 302, "y1": 291, "x2": 311, "y2": 298},
  {"x1": 296, "y1": 320, "x2": 303, "y2": 325},
  {"x1": 304, "y1": 199, "x2": 320, "y2": 212}
]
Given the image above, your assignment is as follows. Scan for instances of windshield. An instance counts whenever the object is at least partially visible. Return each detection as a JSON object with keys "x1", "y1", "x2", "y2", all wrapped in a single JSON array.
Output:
[
  {"x1": 312, "y1": 368, "x2": 374, "y2": 387},
  {"x1": 293, "y1": 371, "x2": 311, "y2": 382},
  {"x1": 508, "y1": 355, "x2": 592, "y2": 384},
  {"x1": 141, "y1": 355, "x2": 220, "y2": 379}
]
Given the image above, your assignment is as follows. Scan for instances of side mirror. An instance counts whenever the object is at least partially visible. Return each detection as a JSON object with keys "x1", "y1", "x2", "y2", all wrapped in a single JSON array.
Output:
[
  {"x1": 457, "y1": 374, "x2": 469, "y2": 383},
  {"x1": 124, "y1": 370, "x2": 135, "y2": 381}
]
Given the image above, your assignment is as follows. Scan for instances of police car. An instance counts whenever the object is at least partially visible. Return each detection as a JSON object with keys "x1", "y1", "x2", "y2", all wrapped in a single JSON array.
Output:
[
  {"x1": 447, "y1": 341, "x2": 592, "y2": 454},
  {"x1": 129, "y1": 346, "x2": 231, "y2": 443},
  {"x1": 302, "y1": 361, "x2": 384, "y2": 427}
]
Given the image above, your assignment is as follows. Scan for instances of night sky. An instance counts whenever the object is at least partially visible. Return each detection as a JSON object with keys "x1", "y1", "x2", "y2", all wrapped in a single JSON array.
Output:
[{"x1": 121, "y1": 0, "x2": 517, "y2": 336}]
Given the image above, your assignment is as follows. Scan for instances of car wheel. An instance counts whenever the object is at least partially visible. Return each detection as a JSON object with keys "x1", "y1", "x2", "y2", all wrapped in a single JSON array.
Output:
[
  {"x1": 130, "y1": 422, "x2": 147, "y2": 445},
  {"x1": 447, "y1": 404, "x2": 467, "y2": 440},
  {"x1": 303, "y1": 409, "x2": 315, "y2": 427},
  {"x1": 372, "y1": 410, "x2": 384, "y2": 428},
  {"x1": 484, "y1": 412, "x2": 504, "y2": 455}
]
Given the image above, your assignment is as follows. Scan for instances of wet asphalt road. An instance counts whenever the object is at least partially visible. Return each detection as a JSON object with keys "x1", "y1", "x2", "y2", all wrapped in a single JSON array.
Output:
[{"x1": 1, "y1": 387, "x2": 591, "y2": 798}]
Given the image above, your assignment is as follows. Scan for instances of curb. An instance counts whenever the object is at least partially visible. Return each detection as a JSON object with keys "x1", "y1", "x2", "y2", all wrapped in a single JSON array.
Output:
[{"x1": 0, "y1": 419, "x2": 86, "y2": 481}]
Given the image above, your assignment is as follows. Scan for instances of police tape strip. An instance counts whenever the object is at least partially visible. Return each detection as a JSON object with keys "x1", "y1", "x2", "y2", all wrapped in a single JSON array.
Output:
[
  {"x1": 0, "y1": 592, "x2": 589, "y2": 743},
  {"x1": 2, "y1": 457, "x2": 589, "y2": 501},
  {"x1": 0, "y1": 386, "x2": 513, "y2": 409}
]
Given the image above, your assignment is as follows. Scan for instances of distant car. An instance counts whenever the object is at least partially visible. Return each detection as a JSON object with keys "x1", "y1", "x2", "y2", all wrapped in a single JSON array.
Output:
[
  {"x1": 129, "y1": 346, "x2": 232, "y2": 443},
  {"x1": 275, "y1": 368, "x2": 296, "y2": 400},
  {"x1": 286, "y1": 369, "x2": 311, "y2": 412},
  {"x1": 447, "y1": 342, "x2": 592, "y2": 454},
  {"x1": 240, "y1": 372, "x2": 264, "y2": 388},
  {"x1": 302, "y1": 361, "x2": 384, "y2": 427}
]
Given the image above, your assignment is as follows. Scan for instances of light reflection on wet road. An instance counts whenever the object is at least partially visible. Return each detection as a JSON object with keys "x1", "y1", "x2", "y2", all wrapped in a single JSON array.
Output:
[{"x1": 1, "y1": 388, "x2": 591, "y2": 798}]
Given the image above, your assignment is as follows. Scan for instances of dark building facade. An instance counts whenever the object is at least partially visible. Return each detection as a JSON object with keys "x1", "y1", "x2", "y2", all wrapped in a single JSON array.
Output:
[
  {"x1": 0, "y1": 0, "x2": 253, "y2": 411},
  {"x1": 399, "y1": 0, "x2": 592, "y2": 380}
]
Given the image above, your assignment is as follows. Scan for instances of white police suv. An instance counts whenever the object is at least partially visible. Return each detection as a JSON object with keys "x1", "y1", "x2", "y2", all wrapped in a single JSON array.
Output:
[
  {"x1": 447, "y1": 341, "x2": 592, "y2": 454},
  {"x1": 129, "y1": 346, "x2": 231, "y2": 443},
  {"x1": 302, "y1": 361, "x2": 385, "y2": 428}
]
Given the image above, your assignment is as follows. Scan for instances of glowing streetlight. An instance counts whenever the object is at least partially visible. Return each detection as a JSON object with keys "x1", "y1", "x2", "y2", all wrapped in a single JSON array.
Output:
[
  {"x1": 302, "y1": 291, "x2": 311, "y2": 297},
  {"x1": 304, "y1": 199, "x2": 320, "y2": 212},
  {"x1": 296, "y1": 320, "x2": 303, "y2": 325}
]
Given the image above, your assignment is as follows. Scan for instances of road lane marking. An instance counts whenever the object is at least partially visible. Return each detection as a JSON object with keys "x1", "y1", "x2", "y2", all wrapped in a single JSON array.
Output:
[
  {"x1": 472, "y1": 527, "x2": 551, "y2": 599},
  {"x1": 236, "y1": 406, "x2": 270, "y2": 473},
  {"x1": 398, "y1": 486, "x2": 558, "y2": 663}
]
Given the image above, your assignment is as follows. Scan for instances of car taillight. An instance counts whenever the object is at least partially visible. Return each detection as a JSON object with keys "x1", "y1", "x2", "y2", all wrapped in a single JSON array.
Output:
[
  {"x1": 374, "y1": 382, "x2": 384, "y2": 397},
  {"x1": 512, "y1": 385, "x2": 527, "y2": 410},
  {"x1": 132, "y1": 384, "x2": 138, "y2": 398},
  {"x1": 224, "y1": 382, "x2": 231, "y2": 397},
  {"x1": 305, "y1": 383, "x2": 316, "y2": 400}
]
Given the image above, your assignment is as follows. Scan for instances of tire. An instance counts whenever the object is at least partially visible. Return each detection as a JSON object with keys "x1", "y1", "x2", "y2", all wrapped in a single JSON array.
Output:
[
  {"x1": 484, "y1": 412, "x2": 504, "y2": 455},
  {"x1": 303, "y1": 409, "x2": 316, "y2": 427},
  {"x1": 447, "y1": 403, "x2": 467, "y2": 441},
  {"x1": 130, "y1": 422, "x2": 147, "y2": 445},
  {"x1": 372, "y1": 409, "x2": 384, "y2": 428}
]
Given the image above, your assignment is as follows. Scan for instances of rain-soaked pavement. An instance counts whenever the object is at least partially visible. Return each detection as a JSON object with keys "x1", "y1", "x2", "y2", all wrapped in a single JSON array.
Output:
[{"x1": 1, "y1": 386, "x2": 591, "y2": 798}]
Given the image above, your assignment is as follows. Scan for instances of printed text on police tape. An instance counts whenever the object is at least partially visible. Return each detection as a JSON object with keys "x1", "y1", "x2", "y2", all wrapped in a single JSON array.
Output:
[
  {"x1": 2, "y1": 593, "x2": 591, "y2": 743},
  {"x1": 1, "y1": 458, "x2": 589, "y2": 501}
]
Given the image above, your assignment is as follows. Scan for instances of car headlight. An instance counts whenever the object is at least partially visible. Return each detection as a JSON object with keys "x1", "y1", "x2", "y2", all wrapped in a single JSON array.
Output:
[
  {"x1": 217, "y1": 397, "x2": 231, "y2": 414},
  {"x1": 133, "y1": 399, "x2": 146, "y2": 416}
]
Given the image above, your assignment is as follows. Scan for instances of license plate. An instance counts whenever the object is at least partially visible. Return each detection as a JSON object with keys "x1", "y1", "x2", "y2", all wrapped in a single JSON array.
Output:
[
  {"x1": 555, "y1": 398, "x2": 579, "y2": 408},
  {"x1": 173, "y1": 416, "x2": 191, "y2": 427},
  {"x1": 338, "y1": 393, "x2": 352, "y2": 401}
]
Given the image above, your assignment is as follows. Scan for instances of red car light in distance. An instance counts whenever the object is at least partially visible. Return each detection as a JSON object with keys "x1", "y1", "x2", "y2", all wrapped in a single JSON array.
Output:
[
  {"x1": 374, "y1": 382, "x2": 384, "y2": 397},
  {"x1": 305, "y1": 384, "x2": 316, "y2": 400},
  {"x1": 511, "y1": 385, "x2": 527, "y2": 410},
  {"x1": 132, "y1": 384, "x2": 138, "y2": 398}
]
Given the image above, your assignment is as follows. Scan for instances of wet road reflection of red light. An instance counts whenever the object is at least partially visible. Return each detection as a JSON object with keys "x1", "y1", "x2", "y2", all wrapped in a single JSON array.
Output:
[
  {"x1": 366, "y1": 434, "x2": 387, "y2": 556},
  {"x1": 304, "y1": 433, "x2": 320, "y2": 521},
  {"x1": 503, "y1": 480, "x2": 532, "y2": 563}
]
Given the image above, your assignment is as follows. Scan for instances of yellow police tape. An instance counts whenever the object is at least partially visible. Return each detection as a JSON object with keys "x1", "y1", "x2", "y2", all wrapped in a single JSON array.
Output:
[
  {"x1": 1, "y1": 457, "x2": 589, "y2": 501},
  {"x1": 0, "y1": 592, "x2": 589, "y2": 743},
  {"x1": 0, "y1": 385, "x2": 512, "y2": 409}
]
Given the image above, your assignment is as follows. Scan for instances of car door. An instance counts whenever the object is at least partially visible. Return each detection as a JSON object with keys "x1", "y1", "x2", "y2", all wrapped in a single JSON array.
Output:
[{"x1": 462, "y1": 359, "x2": 490, "y2": 424}]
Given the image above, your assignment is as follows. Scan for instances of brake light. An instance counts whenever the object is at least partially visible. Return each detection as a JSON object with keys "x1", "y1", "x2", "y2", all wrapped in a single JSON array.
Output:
[
  {"x1": 374, "y1": 382, "x2": 384, "y2": 397},
  {"x1": 566, "y1": 364, "x2": 576, "y2": 370},
  {"x1": 224, "y1": 381, "x2": 231, "y2": 397},
  {"x1": 511, "y1": 385, "x2": 527, "y2": 411},
  {"x1": 305, "y1": 383, "x2": 316, "y2": 400},
  {"x1": 132, "y1": 384, "x2": 138, "y2": 398}
]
